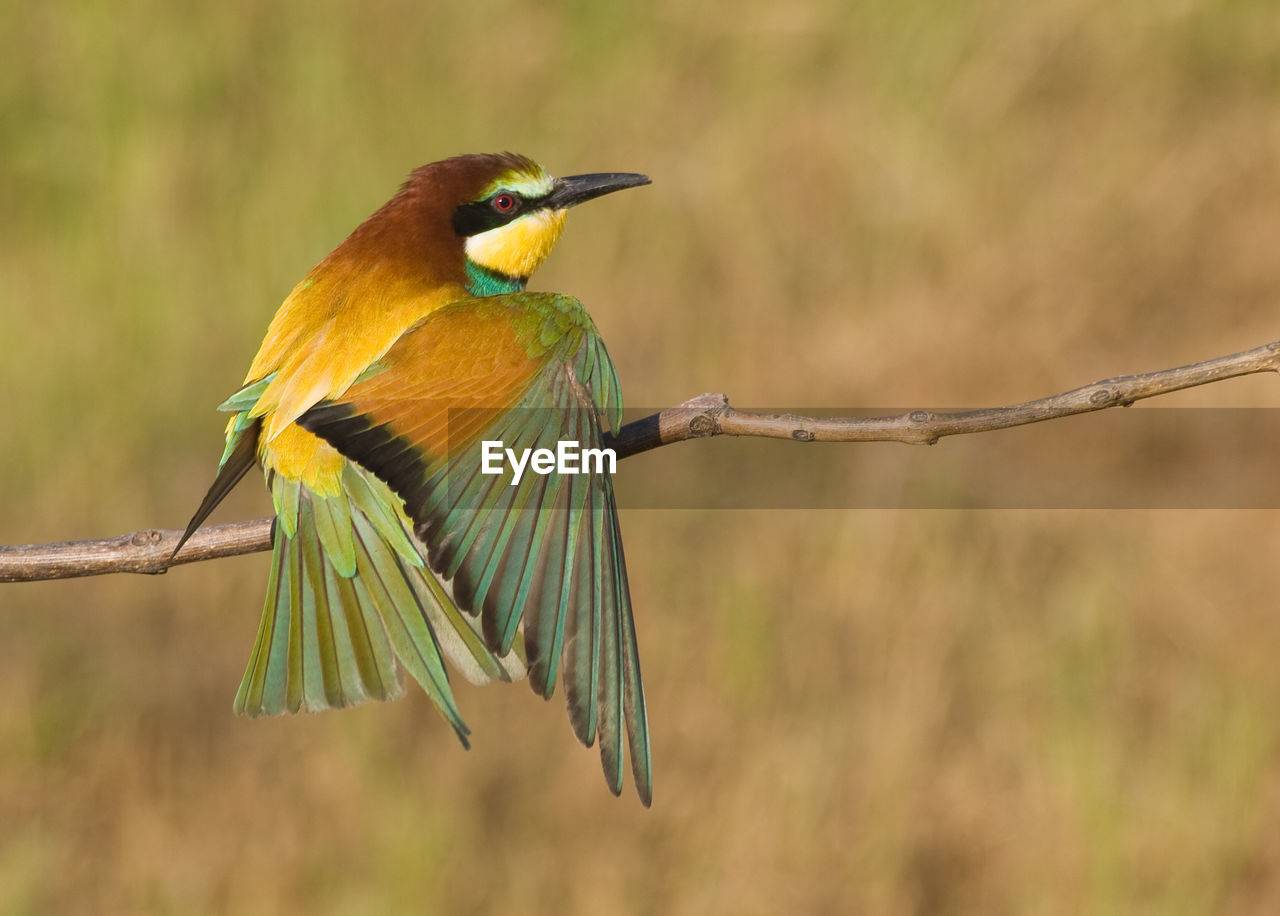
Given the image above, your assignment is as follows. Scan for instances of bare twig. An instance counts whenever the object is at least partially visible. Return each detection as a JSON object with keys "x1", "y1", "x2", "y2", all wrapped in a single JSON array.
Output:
[
  {"x1": 0, "y1": 520, "x2": 271, "y2": 582},
  {"x1": 2, "y1": 339, "x2": 1275, "y2": 583},
  {"x1": 608, "y1": 340, "x2": 1280, "y2": 454}
]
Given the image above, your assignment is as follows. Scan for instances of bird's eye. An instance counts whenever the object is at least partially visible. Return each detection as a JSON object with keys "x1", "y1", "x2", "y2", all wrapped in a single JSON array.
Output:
[{"x1": 492, "y1": 193, "x2": 518, "y2": 213}]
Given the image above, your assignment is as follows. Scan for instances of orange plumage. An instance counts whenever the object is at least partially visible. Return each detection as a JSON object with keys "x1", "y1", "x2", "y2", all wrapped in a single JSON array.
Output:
[{"x1": 178, "y1": 154, "x2": 655, "y2": 803}]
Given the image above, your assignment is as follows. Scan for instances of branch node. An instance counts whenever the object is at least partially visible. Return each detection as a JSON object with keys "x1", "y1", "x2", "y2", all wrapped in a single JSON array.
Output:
[
  {"x1": 688, "y1": 414, "x2": 719, "y2": 437},
  {"x1": 131, "y1": 529, "x2": 164, "y2": 547},
  {"x1": 791, "y1": 428, "x2": 816, "y2": 442}
]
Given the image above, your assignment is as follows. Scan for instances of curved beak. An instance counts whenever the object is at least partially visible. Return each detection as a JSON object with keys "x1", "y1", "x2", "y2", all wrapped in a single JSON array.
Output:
[{"x1": 545, "y1": 172, "x2": 651, "y2": 210}]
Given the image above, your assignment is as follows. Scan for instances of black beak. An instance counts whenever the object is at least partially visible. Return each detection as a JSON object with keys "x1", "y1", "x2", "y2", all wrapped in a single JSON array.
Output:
[{"x1": 544, "y1": 172, "x2": 650, "y2": 210}]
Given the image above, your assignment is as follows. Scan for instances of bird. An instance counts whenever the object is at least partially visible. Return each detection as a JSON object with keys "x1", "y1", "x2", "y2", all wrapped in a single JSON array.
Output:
[{"x1": 175, "y1": 153, "x2": 652, "y2": 804}]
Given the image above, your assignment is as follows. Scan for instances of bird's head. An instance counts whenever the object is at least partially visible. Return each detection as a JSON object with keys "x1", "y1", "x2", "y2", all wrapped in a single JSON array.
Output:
[
  {"x1": 380, "y1": 153, "x2": 649, "y2": 297},
  {"x1": 449, "y1": 153, "x2": 648, "y2": 294}
]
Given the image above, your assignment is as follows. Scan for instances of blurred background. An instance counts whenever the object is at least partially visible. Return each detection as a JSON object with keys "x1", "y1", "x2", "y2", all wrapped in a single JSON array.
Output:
[{"x1": 3, "y1": 0, "x2": 1280, "y2": 912}]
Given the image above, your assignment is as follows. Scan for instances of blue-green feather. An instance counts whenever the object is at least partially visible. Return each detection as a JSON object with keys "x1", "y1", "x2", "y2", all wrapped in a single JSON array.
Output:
[
  {"x1": 465, "y1": 258, "x2": 526, "y2": 297},
  {"x1": 293, "y1": 291, "x2": 650, "y2": 803}
]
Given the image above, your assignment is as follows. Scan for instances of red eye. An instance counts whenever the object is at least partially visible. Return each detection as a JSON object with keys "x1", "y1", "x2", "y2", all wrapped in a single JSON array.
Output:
[{"x1": 492, "y1": 193, "x2": 517, "y2": 213}]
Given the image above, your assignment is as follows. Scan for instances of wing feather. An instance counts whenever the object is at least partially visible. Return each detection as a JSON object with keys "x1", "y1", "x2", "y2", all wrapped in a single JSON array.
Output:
[{"x1": 298, "y1": 292, "x2": 652, "y2": 802}]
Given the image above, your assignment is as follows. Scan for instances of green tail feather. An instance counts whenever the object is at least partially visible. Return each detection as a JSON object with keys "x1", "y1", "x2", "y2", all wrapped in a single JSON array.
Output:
[
  {"x1": 184, "y1": 378, "x2": 522, "y2": 741},
  {"x1": 234, "y1": 465, "x2": 507, "y2": 744},
  {"x1": 235, "y1": 479, "x2": 411, "y2": 719}
]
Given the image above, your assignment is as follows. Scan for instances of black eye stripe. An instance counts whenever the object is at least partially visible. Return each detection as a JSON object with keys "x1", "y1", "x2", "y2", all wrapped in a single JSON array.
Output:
[
  {"x1": 452, "y1": 189, "x2": 554, "y2": 237},
  {"x1": 452, "y1": 198, "x2": 506, "y2": 237}
]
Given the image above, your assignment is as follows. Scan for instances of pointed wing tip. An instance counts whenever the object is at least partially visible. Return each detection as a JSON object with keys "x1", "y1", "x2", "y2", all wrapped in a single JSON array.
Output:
[
  {"x1": 634, "y1": 772, "x2": 653, "y2": 807},
  {"x1": 600, "y1": 746, "x2": 624, "y2": 798},
  {"x1": 528, "y1": 662, "x2": 557, "y2": 700},
  {"x1": 452, "y1": 711, "x2": 474, "y2": 750},
  {"x1": 168, "y1": 534, "x2": 193, "y2": 565},
  {"x1": 169, "y1": 507, "x2": 212, "y2": 565},
  {"x1": 604, "y1": 770, "x2": 653, "y2": 807},
  {"x1": 567, "y1": 703, "x2": 597, "y2": 748},
  {"x1": 177, "y1": 416, "x2": 262, "y2": 563}
]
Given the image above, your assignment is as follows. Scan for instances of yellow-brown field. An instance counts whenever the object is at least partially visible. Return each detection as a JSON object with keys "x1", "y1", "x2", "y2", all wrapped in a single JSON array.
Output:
[{"x1": 3, "y1": 1, "x2": 1280, "y2": 912}]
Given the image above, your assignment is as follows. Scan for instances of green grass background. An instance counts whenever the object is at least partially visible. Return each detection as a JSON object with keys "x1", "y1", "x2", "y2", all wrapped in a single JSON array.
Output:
[{"x1": 4, "y1": 0, "x2": 1280, "y2": 912}]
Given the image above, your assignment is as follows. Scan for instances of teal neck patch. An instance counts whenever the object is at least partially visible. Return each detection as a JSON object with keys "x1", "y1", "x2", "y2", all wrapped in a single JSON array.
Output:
[{"x1": 465, "y1": 259, "x2": 527, "y2": 297}]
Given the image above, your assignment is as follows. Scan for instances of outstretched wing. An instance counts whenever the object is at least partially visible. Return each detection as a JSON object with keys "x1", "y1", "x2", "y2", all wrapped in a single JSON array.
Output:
[{"x1": 298, "y1": 292, "x2": 651, "y2": 805}]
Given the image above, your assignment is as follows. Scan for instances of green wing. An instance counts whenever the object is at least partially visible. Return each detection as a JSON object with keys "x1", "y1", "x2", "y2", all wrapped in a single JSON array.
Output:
[{"x1": 298, "y1": 292, "x2": 652, "y2": 805}]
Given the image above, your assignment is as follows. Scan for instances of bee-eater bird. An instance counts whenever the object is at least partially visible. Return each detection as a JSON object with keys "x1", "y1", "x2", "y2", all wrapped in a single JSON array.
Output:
[{"x1": 175, "y1": 153, "x2": 652, "y2": 804}]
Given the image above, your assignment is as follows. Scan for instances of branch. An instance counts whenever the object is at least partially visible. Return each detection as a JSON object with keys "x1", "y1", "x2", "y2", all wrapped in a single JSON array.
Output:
[
  {"x1": 609, "y1": 340, "x2": 1280, "y2": 453},
  {"x1": 3, "y1": 339, "x2": 1276, "y2": 583},
  {"x1": 0, "y1": 520, "x2": 271, "y2": 582}
]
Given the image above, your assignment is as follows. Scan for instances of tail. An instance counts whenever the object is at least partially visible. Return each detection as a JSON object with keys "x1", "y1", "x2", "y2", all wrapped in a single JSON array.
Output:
[
  {"x1": 233, "y1": 462, "x2": 526, "y2": 745},
  {"x1": 175, "y1": 385, "x2": 524, "y2": 740}
]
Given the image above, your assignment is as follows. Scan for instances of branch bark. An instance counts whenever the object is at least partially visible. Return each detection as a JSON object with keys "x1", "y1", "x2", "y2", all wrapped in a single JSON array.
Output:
[{"x1": 3, "y1": 339, "x2": 1276, "y2": 583}]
